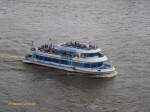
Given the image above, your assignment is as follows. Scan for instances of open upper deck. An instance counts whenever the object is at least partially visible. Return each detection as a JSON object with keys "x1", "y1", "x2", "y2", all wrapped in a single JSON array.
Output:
[
  {"x1": 57, "y1": 41, "x2": 101, "y2": 53},
  {"x1": 38, "y1": 41, "x2": 101, "y2": 53},
  {"x1": 37, "y1": 41, "x2": 103, "y2": 59},
  {"x1": 61, "y1": 41, "x2": 98, "y2": 50}
]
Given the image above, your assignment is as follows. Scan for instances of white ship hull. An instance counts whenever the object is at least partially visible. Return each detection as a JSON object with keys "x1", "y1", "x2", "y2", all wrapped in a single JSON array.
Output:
[{"x1": 23, "y1": 58, "x2": 117, "y2": 78}]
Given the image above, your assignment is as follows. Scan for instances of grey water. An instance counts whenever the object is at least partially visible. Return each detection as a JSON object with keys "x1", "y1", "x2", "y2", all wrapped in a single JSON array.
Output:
[{"x1": 0, "y1": 0, "x2": 150, "y2": 111}]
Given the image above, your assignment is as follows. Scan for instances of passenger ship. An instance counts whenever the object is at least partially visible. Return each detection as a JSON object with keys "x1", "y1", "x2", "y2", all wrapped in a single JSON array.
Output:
[{"x1": 23, "y1": 41, "x2": 117, "y2": 77}]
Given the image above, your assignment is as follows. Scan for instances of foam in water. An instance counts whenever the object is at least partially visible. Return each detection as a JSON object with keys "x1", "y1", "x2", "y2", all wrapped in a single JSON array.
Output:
[{"x1": 0, "y1": 54, "x2": 24, "y2": 61}]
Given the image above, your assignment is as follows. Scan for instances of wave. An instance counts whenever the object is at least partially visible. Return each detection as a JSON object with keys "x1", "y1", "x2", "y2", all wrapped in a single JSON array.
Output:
[{"x1": 0, "y1": 54, "x2": 24, "y2": 61}]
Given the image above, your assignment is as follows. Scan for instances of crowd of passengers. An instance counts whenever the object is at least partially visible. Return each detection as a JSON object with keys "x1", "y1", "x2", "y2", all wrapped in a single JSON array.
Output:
[
  {"x1": 38, "y1": 44, "x2": 77, "y2": 57},
  {"x1": 63, "y1": 41, "x2": 98, "y2": 50},
  {"x1": 38, "y1": 43, "x2": 103, "y2": 58},
  {"x1": 38, "y1": 44, "x2": 55, "y2": 53}
]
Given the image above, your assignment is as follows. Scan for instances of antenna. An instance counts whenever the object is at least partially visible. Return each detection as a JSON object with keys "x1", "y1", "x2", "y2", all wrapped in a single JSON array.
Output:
[
  {"x1": 31, "y1": 41, "x2": 34, "y2": 47},
  {"x1": 53, "y1": 38, "x2": 57, "y2": 43},
  {"x1": 31, "y1": 41, "x2": 36, "y2": 51},
  {"x1": 48, "y1": 38, "x2": 52, "y2": 45},
  {"x1": 49, "y1": 38, "x2": 52, "y2": 42}
]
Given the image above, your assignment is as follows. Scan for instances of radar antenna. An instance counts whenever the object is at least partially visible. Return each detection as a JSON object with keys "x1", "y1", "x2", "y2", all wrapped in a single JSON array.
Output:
[{"x1": 31, "y1": 41, "x2": 36, "y2": 51}]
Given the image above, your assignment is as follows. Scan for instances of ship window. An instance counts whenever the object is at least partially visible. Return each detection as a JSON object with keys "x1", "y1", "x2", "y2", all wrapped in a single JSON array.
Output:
[
  {"x1": 80, "y1": 63, "x2": 84, "y2": 67},
  {"x1": 73, "y1": 61, "x2": 103, "y2": 68},
  {"x1": 84, "y1": 63, "x2": 91, "y2": 68},
  {"x1": 91, "y1": 62, "x2": 103, "y2": 68},
  {"x1": 73, "y1": 62, "x2": 81, "y2": 67},
  {"x1": 49, "y1": 57, "x2": 52, "y2": 61},
  {"x1": 45, "y1": 57, "x2": 52, "y2": 61},
  {"x1": 60, "y1": 60, "x2": 68, "y2": 65},
  {"x1": 72, "y1": 62, "x2": 84, "y2": 67},
  {"x1": 52, "y1": 58, "x2": 59, "y2": 63},
  {"x1": 36, "y1": 55, "x2": 39, "y2": 59},
  {"x1": 36, "y1": 55, "x2": 43, "y2": 60},
  {"x1": 98, "y1": 62, "x2": 103, "y2": 67},
  {"x1": 41, "y1": 56, "x2": 45, "y2": 60},
  {"x1": 85, "y1": 53, "x2": 104, "y2": 57},
  {"x1": 91, "y1": 63, "x2": 98, "y2": 68}
]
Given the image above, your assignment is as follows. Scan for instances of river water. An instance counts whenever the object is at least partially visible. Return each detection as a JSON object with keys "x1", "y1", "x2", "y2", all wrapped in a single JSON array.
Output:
[{"x1": 0, "y1": 0, "x2": 150, "y2": 111}]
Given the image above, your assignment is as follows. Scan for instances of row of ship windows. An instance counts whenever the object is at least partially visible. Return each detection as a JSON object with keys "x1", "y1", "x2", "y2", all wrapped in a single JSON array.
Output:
[
  {"x1": 81, "y1": 52, "x2": 104, "y2": 58},
  {"x1": 35, "y1": 55, "x2": 103, "y2": 68}
]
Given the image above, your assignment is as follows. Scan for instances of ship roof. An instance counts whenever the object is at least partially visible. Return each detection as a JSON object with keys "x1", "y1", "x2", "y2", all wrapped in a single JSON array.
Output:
[{"x1": 56, "y1": 43, "x2": 101, "y2": 54}]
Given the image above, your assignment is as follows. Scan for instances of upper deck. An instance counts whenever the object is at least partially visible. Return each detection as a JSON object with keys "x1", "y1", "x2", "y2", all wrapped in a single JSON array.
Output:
[
  {"x1": 36, "y1": 41, "x2": 103, "y2": 59},
  {"x1": 61, "y1": 41, "x2": 98, "y2": 50},
  {"x1": 57, "y1": 41, "x2": 101, "y2": 54}
]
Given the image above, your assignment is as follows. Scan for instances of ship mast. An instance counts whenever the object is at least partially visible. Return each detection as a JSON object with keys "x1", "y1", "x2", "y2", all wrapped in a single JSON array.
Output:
[{"x1": 31, "y1": 41, "x2": 36, "y2": 51}]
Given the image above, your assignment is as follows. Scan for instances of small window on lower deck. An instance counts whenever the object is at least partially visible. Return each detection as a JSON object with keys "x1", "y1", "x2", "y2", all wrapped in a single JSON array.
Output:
[
  {"x1": 98, "y1": 62, "x2": 103, "y2": 67},
  {"x1": 45, "y1": 57, "x2": 52, "y2": 61},
  {"x1": 73, "y1": 62, "x2": 81, "y2": 67},
  {"x1": 83, "y1": 63, "x2": 91, "y2": 68},
  {"x1": 36, "y1": 55, "x2": 43, "y2": 60},
  {"x1": 52, "y1": 58, "x2": 60, "y2": 63},
  {"x1": 60, "y1": 60, "x2": 68, "y2": 65},
  {"x1": 91, "y1": 62, "x2": 103, "y2": 68}
]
